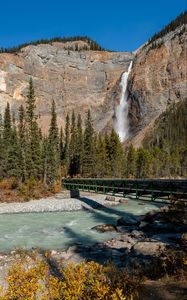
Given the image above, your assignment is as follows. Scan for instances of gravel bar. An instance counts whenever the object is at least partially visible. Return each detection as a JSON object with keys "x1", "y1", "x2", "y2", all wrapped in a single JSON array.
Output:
[{"x1": 0, "y1": 192, "x2": 119, "y2": 214}]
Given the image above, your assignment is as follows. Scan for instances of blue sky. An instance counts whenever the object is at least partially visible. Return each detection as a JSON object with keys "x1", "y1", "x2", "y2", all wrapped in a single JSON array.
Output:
[{"x1": 0, "y1": 0, "x2": 186, "y2": 51}]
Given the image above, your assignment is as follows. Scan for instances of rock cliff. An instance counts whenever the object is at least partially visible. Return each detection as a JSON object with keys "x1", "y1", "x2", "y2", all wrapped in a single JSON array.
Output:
[
  {"x1": 0, "y1": 41, "x2": 133, "y2": 132},
  {"x1": 127, "y1": 25, "x2": 187, "y2": 147}
]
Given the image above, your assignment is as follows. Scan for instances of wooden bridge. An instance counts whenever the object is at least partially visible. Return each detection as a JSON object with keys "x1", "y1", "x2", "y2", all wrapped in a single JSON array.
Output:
[{"x1": 63, "y1": 178, "x2": 187, "y2": 201}]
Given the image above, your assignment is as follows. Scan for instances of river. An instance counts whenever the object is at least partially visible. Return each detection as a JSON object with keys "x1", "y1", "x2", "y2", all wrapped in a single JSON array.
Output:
[{"x1": 0, "y1": 200, "x2": 160, "y2": 252}]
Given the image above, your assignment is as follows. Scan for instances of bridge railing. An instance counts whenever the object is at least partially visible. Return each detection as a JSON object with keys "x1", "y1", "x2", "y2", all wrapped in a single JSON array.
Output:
[{"x1": 63, "y1": 178, "x2": 187, "y2": 201}]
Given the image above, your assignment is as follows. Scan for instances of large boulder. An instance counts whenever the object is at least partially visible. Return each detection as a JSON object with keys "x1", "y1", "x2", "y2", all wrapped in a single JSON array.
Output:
[
  {"x1": 132, "y1": 241, "x2": 166, "y2": 257},
  {"x1": 105, "y1": 195, "x2": 116, "y2": 202},
  {"x1": 91, "y1": 224, "x2": 118, "y2": 233}
]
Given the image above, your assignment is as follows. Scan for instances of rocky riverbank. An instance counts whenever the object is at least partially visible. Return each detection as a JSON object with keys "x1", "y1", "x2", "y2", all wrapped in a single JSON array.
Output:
[
  {"x1": 45, "y1": 204, "x2": 187, "y2": 273},
  {"x1": 0, "y1": 199, "x2": 186, "y2": 298}
]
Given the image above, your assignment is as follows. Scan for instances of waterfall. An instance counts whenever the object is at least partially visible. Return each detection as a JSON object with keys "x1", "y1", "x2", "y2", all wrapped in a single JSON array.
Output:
[{"x1": 114, "y1": 61, "x2": 133, "y2": 142}]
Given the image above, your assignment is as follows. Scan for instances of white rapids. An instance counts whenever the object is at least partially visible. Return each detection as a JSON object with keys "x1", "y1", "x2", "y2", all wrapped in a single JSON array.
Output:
[{"x1": 115, "y1": 61, "x2": 133, "y2": 142}]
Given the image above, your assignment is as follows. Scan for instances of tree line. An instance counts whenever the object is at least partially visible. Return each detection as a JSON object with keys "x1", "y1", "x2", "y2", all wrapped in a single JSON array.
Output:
[
  {"x1": 147, "y1": 11, "x2": 187, "y2": 46},
  {"x1": 143, "y1": 98, "x2": 187, "y2": 177},
  {"x1": 0, "y1": 36, "x2": 105, "y2": 54},
  {"x1": 0, "y1": 79, "x2": 186, "y2": 190},
  {"x1": 145, "y1": 11, "x2": 187, "y2": 51}
]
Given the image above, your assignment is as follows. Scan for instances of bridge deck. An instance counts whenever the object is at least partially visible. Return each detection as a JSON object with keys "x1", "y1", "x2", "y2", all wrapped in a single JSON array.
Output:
[{"x1": 63, "y1": 178, "x2": 187, "y2": 201}]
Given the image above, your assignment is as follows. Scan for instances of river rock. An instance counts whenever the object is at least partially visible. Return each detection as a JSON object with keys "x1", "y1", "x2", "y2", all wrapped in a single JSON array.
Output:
[
  {"x1": 91, "y1": 224, "x2": 118, "y2": 233},
  {"x1": 130, "y1": 230, "x2": 145, "y2": 239},
  {"x1": 119, "y1": 199, "x2": 128, "y2": 204},
  {"x1": 105, "y1": 196, "x2": 116, "y2": 202},
  {"x1": 104, "y1": 233, "x2": 137, "y2": 252},
  {"x1": 132, "y1": 241, "x2": 166, "y2": 257},
  {"x1": 117, "y1": 216, "x2": 140, "y2": 226},
  {"x1": 181, "y1": 233, "x2": 187, "y2": 244}
]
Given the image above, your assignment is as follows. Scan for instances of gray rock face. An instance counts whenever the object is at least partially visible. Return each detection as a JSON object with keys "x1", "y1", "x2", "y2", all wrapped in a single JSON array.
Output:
[{"x1": 0, "y1": 42, "x2": 133, "y2": 133}]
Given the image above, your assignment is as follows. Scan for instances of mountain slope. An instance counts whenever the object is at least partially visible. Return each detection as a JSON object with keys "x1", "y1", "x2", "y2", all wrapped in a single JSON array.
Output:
[{"x1": 127, "y1": 13, "x2": 187, "y2": 147}]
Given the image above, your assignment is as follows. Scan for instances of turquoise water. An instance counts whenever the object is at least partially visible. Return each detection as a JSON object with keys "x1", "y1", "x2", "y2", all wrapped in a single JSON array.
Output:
[{"x1": 0, "y1": 201, "x2": 160, "y2": 252}]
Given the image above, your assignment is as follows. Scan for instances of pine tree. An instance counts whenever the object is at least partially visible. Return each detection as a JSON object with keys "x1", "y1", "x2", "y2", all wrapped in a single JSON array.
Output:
[
  {"x1": 2, "y1": 103, "x2": 12, "y2": 177},
  {"x1": 18, "y1": 105, "x2": 27, "y2": 181},
  {"x1": 25, "y1": 78, "x2": 42, "y2": 179},
  {"x1": 63, "y1": 113, "x2": 70, "y2": 174},
  {"x1": 45, "y1": 100, "x2": 60, "y2": 185},
  {"x1": 170, "y1": 146, "x2": 180, "y2": 176},
  {"x1": 69, "y1": 111, "x2": 78, "y2": 176},
  {"x1": 106, "y1": 129, "x2": 124, "y2": 178},
  {"x1": 59, "y1": 127, "x2": 65, "y2": 160},
  {"x1": 48, "y1": 100, "x2": 59, "y2": 147},
  {"x1": 104, "y1": 133, "x2": 112, "y2": 177},
  {"x1": 7, "y1": 118, "x2": 20, "y2": 178},
  {"x1": 149, "y1": 147, "x2": 162, "y2": 178},
  {"x1": 76, "y1": 114, "x2": 83, "y2": 175},
  {"x1": 94, "y1": 134, "x2": 107, "y2": 177},
  {"x1": 3, "y1": 103, "x2": 12, "y2": 145},
  {"x1": 136, "y1": 148, "x2": 151, "y2": 178},
  {"x1": 126, "y1": 144, "x2": 136, "y2": 178},
  {"x1": 0, "y1": 113, "x2": 4, "y2": 178},
  {"x1": 82, "y1": 110, "x2": 94, "y2": 177},
  {"x1": 122, "y1": 148, "x2": 128, "y2": 178}
]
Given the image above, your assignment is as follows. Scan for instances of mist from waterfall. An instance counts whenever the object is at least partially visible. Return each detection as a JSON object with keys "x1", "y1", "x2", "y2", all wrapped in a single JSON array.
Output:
[{"x1": 114, "y1": 61, "x2": 133, "y2": 142}]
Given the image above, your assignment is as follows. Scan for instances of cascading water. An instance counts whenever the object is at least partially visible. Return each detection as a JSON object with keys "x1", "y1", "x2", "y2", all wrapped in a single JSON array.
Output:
[{"x1": 114, "y1": 61, "x2": 133, "y2": 142}]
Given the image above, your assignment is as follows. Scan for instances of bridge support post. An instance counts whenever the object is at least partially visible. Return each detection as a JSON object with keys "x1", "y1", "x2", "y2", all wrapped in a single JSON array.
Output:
[{"x1": 70, "y1": 190, "x2": 80, "y2": 198}]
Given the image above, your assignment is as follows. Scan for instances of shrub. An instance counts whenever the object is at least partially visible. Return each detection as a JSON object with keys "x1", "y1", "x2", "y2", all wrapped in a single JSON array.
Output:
[
  {"x1": 18, "y1": 178, "x2": 50, "y2": 200},
  {"x1": 0, "y1": 255, "x2": 140, "y2": 300},
  {"x1": 0, "y1": 178, "x2": 18, "y2": 190}
]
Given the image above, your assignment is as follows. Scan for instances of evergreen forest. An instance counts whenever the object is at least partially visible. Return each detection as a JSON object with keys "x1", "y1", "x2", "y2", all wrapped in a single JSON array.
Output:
[{"x1": 0, "y1": 79, "x2": 186, "y2": 198}]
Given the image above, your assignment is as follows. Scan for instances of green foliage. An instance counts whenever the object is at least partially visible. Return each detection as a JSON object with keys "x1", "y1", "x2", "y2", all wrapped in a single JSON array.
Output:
[
  {"x1": 126, "y1": 144, "x2": 136, "y2": 178},
  {"x1": 94, "y1": 134, "x2": 108, "y2": 177},
  {"x1": 82, "y1": 110, "x2": 95, "y2": 177},
  {"x1": 143, "y1": 99, "x2": 187, "y2": 176},
  {"x1": 76, "y1": 114, "x2": 84, "y2": 175},
  {"x1": 44, "y1": 100, "x2": 60, "y2": 185},
  {"x1": 105, "y1": 129, "x2": 124, "y2": 178},
  {"x1": 63, "y1": 113, "x2": 70, "y2": 171},
  {"x1": 18, "y1": 105, "x2": 27, "y2": 181},
  {"x1": 136, "y1": 148, "x2": 151, "y2": 178}
]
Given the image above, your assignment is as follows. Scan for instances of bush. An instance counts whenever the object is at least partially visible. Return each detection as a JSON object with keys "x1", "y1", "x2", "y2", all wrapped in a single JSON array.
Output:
[
  {"x1": 18, "y1": 177, "x2": 50, "y2": 200},
  {"x1": 0, "y1": 255, "x2": 140, "y2": 300},
  {"x1": 0, "y1": 178, "x2": 18, "y2": 190}
]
